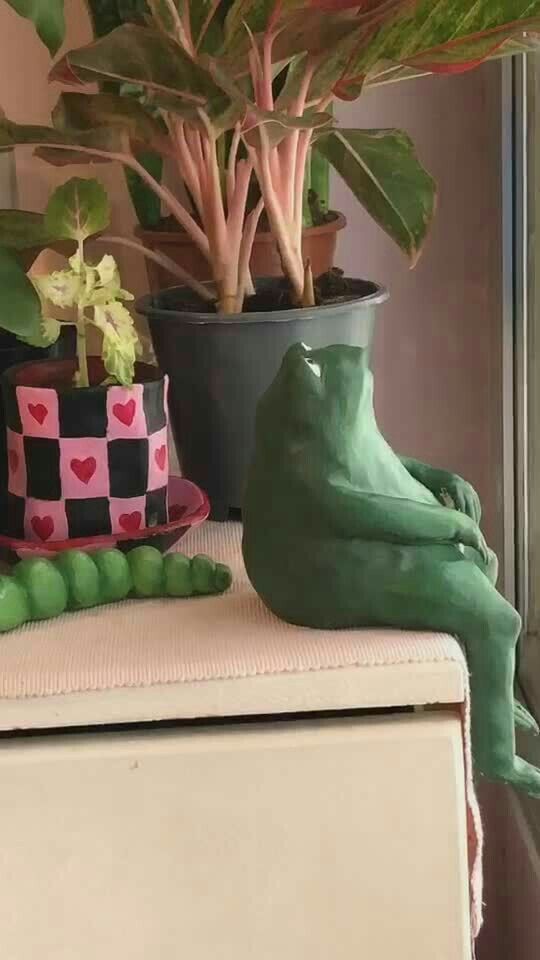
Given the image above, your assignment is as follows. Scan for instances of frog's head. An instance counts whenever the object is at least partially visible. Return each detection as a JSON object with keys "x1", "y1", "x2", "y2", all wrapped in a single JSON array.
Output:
[{"x1": 255, "y1": 342, "x2": 374, "y2": 456}]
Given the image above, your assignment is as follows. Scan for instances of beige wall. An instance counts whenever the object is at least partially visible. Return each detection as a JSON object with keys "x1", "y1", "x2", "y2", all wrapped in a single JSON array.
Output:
[
  {"x1": 335, "y1": 64, "x2": 506, "y2": 560},
  {"x1": 0, "y1": 1, "x2": 145, "y2": 299}
]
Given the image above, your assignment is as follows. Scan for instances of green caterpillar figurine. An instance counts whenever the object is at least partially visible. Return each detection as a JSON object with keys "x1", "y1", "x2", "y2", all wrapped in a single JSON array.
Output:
[{"x1": 0, "y1": 546, "x2": 233, "y2": 632}]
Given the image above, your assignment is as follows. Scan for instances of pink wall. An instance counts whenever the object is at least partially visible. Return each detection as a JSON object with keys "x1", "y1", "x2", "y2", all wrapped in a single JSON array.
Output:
[
  {"x1": 334, "y1": 65, "x2": 506, "y2": 560},
  {"x1": 0, "y1": 2, "x2": 146, "y2": 300}
]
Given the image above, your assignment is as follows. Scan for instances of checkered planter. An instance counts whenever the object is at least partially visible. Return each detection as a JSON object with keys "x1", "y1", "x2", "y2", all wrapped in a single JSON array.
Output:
[{"x1": 2, "y1": 359, "x2": 169, "y2": 542}]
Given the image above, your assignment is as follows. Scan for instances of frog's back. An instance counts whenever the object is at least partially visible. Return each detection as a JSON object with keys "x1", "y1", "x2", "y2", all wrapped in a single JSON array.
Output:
[{"x1": 243, "y1": 342, "x2": 437, "y2": 622}]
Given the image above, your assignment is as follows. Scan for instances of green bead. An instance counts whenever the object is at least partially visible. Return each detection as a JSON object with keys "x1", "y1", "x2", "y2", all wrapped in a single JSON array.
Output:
[
  {"x1": 14, "y1": 557, "x2": 68, "y2": 620},
  {"x1": 191, "y1": 554, "x2": 216, "y2": 595},
  {"x1": 163, "y1": 553, "x2": 193, "y2": 597},
  {"x1": 93, "y1": 549, "x2": 132, "y2": 603},
  {"x1": 54, "y1": 551, "x2": 101, "y2": 610},
  {"x1": 128, "y1": 546, "x2": 164, "y2": 597},
  {"x1": 0, "y1": 575, "x2": 31, "y2": 631},
  {"x1": 214, "y1": 563, "x2": 233, "y2": 594}
]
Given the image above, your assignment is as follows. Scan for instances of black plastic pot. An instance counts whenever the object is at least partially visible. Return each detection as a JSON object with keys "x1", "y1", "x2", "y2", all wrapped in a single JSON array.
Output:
[
  {"x1": 0, "y1": 328, "x2": 76, "y2": 520},
  {"x1": 138, "y1": 278, "x2": 387, "y2": 519}
]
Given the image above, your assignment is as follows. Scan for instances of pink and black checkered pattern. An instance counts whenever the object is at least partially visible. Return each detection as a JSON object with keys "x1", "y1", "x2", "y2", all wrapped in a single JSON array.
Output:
[{"x1": 4, "y1": 376, "x2": 169, "y2": 542}]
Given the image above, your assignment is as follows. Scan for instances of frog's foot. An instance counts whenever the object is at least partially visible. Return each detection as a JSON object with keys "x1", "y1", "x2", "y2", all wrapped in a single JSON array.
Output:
[
  {"x1": 514, "y1": 700, "x2": 540, "y2": 736},
  {"x1": 480, "y1": 756, "x2": 540, "y2": 798}
]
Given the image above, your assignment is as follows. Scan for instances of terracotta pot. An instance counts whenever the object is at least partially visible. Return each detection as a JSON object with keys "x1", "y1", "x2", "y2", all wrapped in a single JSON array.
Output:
[
  {"x1": 2, "y1": 358, "x2": 169, "y2": 542},
  {"x1": 136, "y1": 212, "x2": 347, "y2": 292}
]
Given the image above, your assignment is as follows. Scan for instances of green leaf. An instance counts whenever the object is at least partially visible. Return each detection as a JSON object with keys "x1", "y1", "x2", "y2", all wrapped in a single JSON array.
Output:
[
  {"x1": 0, "y1": 247, "x2": 44, "y2": 338},
  {"x1": 315, "y1": 128, "x2": 436, "y2": 264},
  {"x1": 0, "y1": 210, "x2": 55, "y2": 251},
  {"x1": 207, "y1": 60, "x2": 331, "y2": 144},
  {"x1": 92, "y1": 301, "x2": 140, "y2": 386},
  {"x1": 18, "y1": 313, "x2": 61, "y2": 349},
  {"x1": 33, "y1": 267, "x2": 80, "y2": 309},
  {"x1": 354, "y1": 1, "x2": 540, "y2": 92},
  {"x1": 124, "y1": 151, "x2": 163, "y2": 228},
  {"x1": 0, "y1": 210, "x2": 74, "y2": 269},
  {"x1": 0, "y1": 116, "x2": 130, "y2": 161},
  {"x1": 4, "y1": 0, "x2": 65, "y2": 55},
  {"x1": 224, "y1": 0, "x2": 273, "y2": 50},
  {"x1": 50, "y1": 24, "x2": 226, "y2": 104},
  {"x1": 44, "y1": 178, "x2": 110, "y2": 243},
  {"x1": 52, "y1": 93, "x2": 166, "y2": 150}
]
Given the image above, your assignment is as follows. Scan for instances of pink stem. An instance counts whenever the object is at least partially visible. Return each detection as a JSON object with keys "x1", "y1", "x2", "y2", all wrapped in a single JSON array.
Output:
[
  {"x1": 235, "y1": 198, "x2": 264, "y2": 312},
  {"x1": 294, "y1": 130, "x2": 312, "y2": 252},
  {"x1": 97, "y1": 235, "x2": 214, "y2": 302},
  {"x1": 227, "y1": 123, "x2": 242, "y2": 209},
  {"x1": 174, "y1": 120, "x2": 204, "y2": 218},
  {"x1": 280, "y1": 61, "x2": 315, "y2": 221},
  {"x1": 127, "y1": 155, "x2": 210, "y2": 259},
  {"x1": 250, "y1": 133, "x2": 304, "y2": 300},
  {"x1": 261, "y1": 32, "x2": 275, "y2": 112},
  {"x1": 223, "y1": 159, "x2": 252, "y2": 311},
  {"x1": 29, "y1": 138, "x2": 210, "y2": 259}
]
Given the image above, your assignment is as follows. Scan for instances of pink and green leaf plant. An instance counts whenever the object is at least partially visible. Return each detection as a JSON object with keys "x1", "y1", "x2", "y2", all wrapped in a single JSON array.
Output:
[{"x1": 2, "y1": 1, "x2": 540, "y2": 312}]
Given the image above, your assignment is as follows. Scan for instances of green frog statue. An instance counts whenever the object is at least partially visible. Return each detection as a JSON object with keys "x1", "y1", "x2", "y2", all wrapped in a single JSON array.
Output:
[{"x1": 243, "y1": 342, "x2": 540, "y2": 797}]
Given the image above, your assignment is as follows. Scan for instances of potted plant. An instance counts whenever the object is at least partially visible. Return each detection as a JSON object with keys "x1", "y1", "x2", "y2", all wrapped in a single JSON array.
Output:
[
  {"x1": 3, "y1": 0, "x2": 345, "y2": 291},
  {"x1": 1, "y1": 1, "x2": 540, "y2": 516},
  {"x1": 0, "y1": 176, "x2": 170, "y2": 542}
]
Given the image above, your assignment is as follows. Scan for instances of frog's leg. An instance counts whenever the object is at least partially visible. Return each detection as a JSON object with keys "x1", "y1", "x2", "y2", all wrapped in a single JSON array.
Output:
[
  {"x1": 462, "y1": 548, "x2": 538, "y2": 735},
  {"x1": 455, "y1": 547, "x2": 538, "y2": 737},
  {"x1": 514, "y1": 700, "x2": 540, "y2": 735},
  {"x1": 387, "y1": 558, "x2": 540, "y2": 797}
]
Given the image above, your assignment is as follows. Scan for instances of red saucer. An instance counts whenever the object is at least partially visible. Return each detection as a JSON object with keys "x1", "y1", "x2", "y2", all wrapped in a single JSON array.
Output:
[{"x1": 0, "y1": 476, "x2": 210, "y2": 566}]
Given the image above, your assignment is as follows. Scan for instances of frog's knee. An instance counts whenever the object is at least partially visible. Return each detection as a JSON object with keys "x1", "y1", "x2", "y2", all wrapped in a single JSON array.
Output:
[
  {"x1": 486, "y1": 549, "x2": 498, "y2": 585},
  {"x1": 472, "y1": 598, "x2": 521, "y2": 647}
]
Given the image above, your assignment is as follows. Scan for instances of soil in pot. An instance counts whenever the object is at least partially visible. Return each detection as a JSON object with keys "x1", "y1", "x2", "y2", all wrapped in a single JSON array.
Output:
[
  {"x1": 2, "y1": 358, "x2": 169, "y2": 542},
  {"x1": 138, "y1": 274, "x2": 388, "y2": 520},
  {"x1": 136, "y1": 212, "x2": 346, "y2": 292}
]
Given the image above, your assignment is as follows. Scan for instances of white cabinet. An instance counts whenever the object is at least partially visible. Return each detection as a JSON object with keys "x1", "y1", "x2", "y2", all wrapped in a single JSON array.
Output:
[
  {"x1": 0, "y1": 713, "x2": 470, "y2": 960},
  {"x1": 0, "y1": 524, "x2": 474, "y2": 958}
]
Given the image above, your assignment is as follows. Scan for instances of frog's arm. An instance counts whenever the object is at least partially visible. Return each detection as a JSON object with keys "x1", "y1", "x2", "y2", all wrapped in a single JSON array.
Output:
[
  {"x1": 0, "y1": 547, "x2": 233, "y2": 633},
  {"x1": 399, "y1": 455, "x2": 481, "y2": 523},
  {"x1": 317, "y1": 479, "x2": 488, "y2": 559}
]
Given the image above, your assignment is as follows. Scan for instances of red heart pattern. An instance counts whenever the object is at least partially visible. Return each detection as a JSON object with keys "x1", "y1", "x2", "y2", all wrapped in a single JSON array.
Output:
[
  {"x1": 70, "y1": 457, "x2": 97, "y2": 485},
  {"x1": 28, "y1": 403, "x2": 48, "y2": 426},
  {"x1": 31, "y1": 515, "x2": 54, "y2": 541},
  {"x1": 113, "y1": 399, "x2": 136, "y2": 427},
  {"x1": 119, "y1": 511, "x2": 142, "y2": 533},
  {"x1": 155, "y1": 445, "x2": 167, "y2": 471},
  {"x1": 8, "y1": 450, "x2": 19, "y2": 473}
]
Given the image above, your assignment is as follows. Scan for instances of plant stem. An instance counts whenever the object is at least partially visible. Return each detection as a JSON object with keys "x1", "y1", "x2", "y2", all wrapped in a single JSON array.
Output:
[
  {"x1": 236, "y1": 198, "x2": 264, "y2": 312},
  {"x1": 76, "y1": 308, "x2": 90, "y2": 388},
  {"x1": 302, "y1": 259, "x2": 315, "y2": 308},
  {"x1": 96, "y1": 235, "x2": 216, "y2": 302},
  {"x1": 75, "y1": 238, "x2": 90, "y2": 388}
]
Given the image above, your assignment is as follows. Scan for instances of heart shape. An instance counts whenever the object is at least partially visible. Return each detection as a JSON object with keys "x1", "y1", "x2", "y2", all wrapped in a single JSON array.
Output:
[
  {"x1": 8, "y1": 450, "x2": 19, "y2": 473},
  {"x1": 31, "y1": 515, "x2": 54, "y2": 541},
  {"x1": 154, "y1": 445, "x2": 167, "y2": 471},
  {"x1": 119, "y1": 511, "x2": 142, "y2": 534},
  {"x1": 113, "y1": 399, "x2": 136, "y2": 427},
  {"x1": 70, "y1": 457, "x2": 96, "y2": 485},
  {"x1": 28, "y1": 402, "x2": 48, "y2": 426}
]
